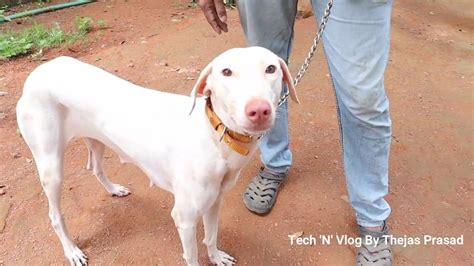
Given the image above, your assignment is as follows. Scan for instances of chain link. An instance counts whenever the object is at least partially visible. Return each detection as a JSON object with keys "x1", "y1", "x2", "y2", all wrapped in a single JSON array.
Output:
[{"x1": 278, "y1": 0, "x2": 334, "y2": 107}]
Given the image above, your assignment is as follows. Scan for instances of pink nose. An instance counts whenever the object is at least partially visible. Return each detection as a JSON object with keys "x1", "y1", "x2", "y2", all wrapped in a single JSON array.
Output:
[{"x1": 245, "y1": 100, "x2": 272, "y2": 123}]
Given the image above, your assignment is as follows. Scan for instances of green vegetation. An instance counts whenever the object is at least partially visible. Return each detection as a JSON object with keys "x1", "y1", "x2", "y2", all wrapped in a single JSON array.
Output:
[
  {"x1": 74, "y1": 16, "x2": 92, "y2": 34},
  {"x1": 0, "y1": 23, "x2": 66, "y2": 58},
  {"x1": 96, "y1": 19, "x2": 106, "y2": 29},
  {"x1": 0, "y1": 17, "x2": 104, "y2": 59}
]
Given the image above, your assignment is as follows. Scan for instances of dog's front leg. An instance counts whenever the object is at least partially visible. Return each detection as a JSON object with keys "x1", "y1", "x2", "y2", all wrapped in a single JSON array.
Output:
[
  {"x1": 171, "y1": 197, "x2": 199, "y2": 266},
  {"x1": 203, "y1": 196, "x2": 236, "y2": 265}
]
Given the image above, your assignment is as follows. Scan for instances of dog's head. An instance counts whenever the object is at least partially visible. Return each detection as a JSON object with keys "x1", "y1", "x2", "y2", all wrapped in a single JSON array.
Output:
[{"x1": 190, "y1": 47, "x2": 299, "y2": 135}]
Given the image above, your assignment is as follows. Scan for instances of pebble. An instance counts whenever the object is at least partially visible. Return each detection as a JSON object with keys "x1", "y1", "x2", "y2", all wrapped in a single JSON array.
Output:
[
  {"x1": 340, "y1": 195, "x2": 349, "y2": 203},
  {"x1": 289, "y1": 231, "x2": 304, "y2": 238}
]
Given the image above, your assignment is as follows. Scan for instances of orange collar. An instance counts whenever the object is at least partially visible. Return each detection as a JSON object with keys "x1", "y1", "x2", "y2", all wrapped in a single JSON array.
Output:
[{"x1": 205, "y1": 99, "x2": 254, "y2": 156}]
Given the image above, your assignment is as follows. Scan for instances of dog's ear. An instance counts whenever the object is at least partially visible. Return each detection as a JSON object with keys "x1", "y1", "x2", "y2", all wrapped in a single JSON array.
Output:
[
  {"x1": 189, "y1": 62, "x2": 213, "y2": 115},
  {"x1": 278, "y1": 57, "x2": 300, "y2": 104}
]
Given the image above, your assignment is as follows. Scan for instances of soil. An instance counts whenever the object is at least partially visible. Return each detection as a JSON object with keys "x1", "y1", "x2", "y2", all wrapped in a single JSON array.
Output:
[{"x1": 0, "y1": 0, "x2": 472, "y2": 265}]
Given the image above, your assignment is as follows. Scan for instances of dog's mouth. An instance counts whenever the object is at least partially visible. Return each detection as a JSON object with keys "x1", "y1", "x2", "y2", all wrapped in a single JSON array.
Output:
[
  {"x1": 242, "y1": 123, "x2": 273, "y2": 136},
  {"x1": 227, "y1": 110, "x2": 274, "y2": 136},
  {"x1": 240, "y1": 117, "x2": 275, "y2": 136}
]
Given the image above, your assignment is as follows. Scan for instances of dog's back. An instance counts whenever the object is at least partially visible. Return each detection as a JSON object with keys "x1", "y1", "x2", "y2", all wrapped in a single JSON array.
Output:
[
  {"x1": 18, "y1": 56, "x2": 195, "y2": 143},
  {"x1": 20, "y1": 56, "x2": 148, "y2": 122}
]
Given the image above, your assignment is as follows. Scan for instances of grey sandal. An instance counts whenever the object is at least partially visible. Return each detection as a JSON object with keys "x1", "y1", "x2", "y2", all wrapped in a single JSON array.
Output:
[
  {"x1": 242, "y1": 166, "x2": 288, "y2": 214},
  {"x1": 356, "y1": 222, "x2": 393, "y2": 266}
]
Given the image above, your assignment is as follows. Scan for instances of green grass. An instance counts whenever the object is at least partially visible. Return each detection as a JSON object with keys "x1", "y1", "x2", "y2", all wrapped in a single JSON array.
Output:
[
  {"x1": 75, "y1": 16, "x2": 92, "y2": 35},
  {"x1": 96, "y1": 19, "x2": 106, "y2": 29},
  {"x1": 0, "y1": 17, "x2": 102, "y2": 59}
]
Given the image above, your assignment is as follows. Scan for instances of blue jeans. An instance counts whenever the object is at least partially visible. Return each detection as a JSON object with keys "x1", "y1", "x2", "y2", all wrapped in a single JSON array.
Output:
[{"x1": 238, "y1": 0, "x2": 392, "y2": 227}]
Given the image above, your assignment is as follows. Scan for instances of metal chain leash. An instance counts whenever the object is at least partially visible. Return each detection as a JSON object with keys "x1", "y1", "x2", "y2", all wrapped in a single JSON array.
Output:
[{"x1": 278, "y1": 0, "x2": 334, "y2": 107}]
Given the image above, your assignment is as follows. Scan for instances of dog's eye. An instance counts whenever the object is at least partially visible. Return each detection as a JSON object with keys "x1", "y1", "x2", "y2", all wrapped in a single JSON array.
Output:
[
  {"x1": 222, "y1": 68, "x2": 232, "y2": 77},
  {"x1": 265, "y1": 65, "x2": 276, "y2": 74}
]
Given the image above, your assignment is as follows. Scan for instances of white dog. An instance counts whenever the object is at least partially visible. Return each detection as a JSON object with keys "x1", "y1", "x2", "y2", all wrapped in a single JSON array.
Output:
[{"x1": 16, "y1": 47, "x2": 299, "y2": 265}]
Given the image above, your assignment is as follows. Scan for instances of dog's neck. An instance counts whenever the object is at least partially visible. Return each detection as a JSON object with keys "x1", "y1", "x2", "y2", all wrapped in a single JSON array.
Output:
[{"x1": 204, "y1": 98, "x2": 257, "y2": 156}]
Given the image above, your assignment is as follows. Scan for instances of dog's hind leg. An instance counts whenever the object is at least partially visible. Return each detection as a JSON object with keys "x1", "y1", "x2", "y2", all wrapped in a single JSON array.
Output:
[
  {"x1": 83, "y1": 138, "x2": 131, "y2": 197},
  {"x1": 37, "y1": 153, "x2": 88, "y2": 265},
  {"x1": 17, "y1": 101, "x2": 88, "y2": 265}
]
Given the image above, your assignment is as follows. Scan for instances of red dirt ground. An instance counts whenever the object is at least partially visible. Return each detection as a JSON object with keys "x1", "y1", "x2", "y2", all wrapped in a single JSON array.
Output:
[{"x1": 0, "y1": 0, "x2": 472, "y2": 265}]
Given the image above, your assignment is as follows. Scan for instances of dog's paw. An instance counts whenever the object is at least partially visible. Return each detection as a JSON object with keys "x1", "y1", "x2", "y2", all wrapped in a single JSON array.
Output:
[
  {"x1": 109, "y1": 183, "x2": 131, "y2": 197},
  {"x1": 209, "y1": 250, "x2": 236, "y2": 265},
  {"x1": 65, "y1": 246, "x2": 88, "y2": 265}
]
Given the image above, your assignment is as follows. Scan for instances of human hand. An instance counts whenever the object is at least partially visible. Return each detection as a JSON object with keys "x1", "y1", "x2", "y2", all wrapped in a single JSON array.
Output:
[{"x1": 199, "y1": 0, "x2": 228, "y2": 34}]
